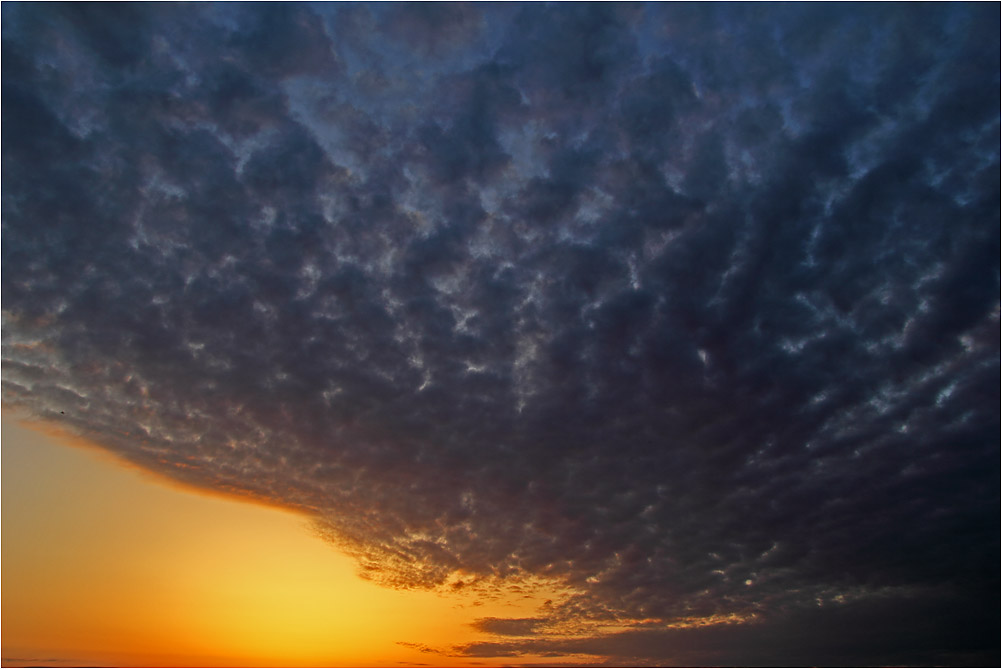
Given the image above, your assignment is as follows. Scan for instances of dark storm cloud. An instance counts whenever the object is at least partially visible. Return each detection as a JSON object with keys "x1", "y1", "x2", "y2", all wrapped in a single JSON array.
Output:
[{"x1": 3, "y1": 3, "x2": 998, "y2": 666}]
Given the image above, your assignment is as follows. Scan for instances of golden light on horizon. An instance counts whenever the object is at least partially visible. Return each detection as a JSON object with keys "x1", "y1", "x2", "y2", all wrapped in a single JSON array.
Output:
[{"x1": 1, "y1": 419, "x2": 561, "y2": 667}]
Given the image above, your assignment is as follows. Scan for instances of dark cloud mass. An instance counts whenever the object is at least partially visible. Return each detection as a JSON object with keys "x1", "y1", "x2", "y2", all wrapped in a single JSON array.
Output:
[{"x1": 2, "y1": 3, "x2": 998, "y2": 665}]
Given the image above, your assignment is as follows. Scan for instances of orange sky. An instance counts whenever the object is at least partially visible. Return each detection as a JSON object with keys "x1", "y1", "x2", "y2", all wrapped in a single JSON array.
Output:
[{"x1": 1, "y1": 418, "x2": 579, "y2": 667}]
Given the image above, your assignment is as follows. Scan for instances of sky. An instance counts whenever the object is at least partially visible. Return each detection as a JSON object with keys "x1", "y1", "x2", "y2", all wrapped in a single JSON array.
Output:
[
  {"x1": 2, "y1": 420, "x2": 570, "y2": 667},
  {"x1": 1, "y1": 2, "x2": 999, "y2": 667}
]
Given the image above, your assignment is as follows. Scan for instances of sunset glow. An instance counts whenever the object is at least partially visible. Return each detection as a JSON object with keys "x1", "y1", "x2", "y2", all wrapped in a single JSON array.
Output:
[
  {"x1": 3, "y1": 420, "x2": 569, "y2": 667},
  {"x1": 2, "y1": 3, "x2": 997, "y2": 666}
]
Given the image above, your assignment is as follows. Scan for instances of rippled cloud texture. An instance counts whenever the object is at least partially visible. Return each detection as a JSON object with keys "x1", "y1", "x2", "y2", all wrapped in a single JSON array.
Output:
[{"x1": 3, "y1": 3, "x2": 999, "y2": 665}]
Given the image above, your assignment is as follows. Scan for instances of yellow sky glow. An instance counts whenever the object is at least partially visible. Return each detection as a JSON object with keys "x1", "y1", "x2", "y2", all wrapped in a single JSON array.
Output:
[{"x1": 1, "y1": 419, "x2": 567, "y2": 667}]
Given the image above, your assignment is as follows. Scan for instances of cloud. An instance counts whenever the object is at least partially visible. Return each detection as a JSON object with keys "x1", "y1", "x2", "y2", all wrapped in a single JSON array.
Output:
[
  {"x1": 458, "y1": 589, "x2": 999, "y2": 666},
  {"x1": 2, "y1": 3, "x2": 998, "y2": 665},
  {"x1": 471, "y1": 617, "x2": 547, "y2": 637}
]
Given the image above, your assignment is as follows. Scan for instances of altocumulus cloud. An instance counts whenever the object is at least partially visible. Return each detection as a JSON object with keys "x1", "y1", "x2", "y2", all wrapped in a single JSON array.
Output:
[{"x1": 2, "y1": 3, "x2": 998, "y2": 665}]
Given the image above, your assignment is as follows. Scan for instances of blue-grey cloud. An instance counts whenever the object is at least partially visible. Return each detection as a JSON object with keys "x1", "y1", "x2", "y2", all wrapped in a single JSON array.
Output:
[{"x1": 2, "y1": 3, "x2": 998, "y2": 666}]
